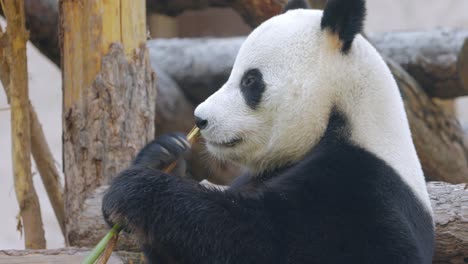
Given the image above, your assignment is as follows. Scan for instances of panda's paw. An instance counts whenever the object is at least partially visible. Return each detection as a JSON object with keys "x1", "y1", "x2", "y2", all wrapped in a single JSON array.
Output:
[
  {"x1": 101, "y1": 166, "x2": 151, "y2": 231},
  {"x1": 133, "y1": 133, "x2": 190, "y2": 174},
  {"x1": 102, "y1": 174, "x2": 132, "y2": 230}
]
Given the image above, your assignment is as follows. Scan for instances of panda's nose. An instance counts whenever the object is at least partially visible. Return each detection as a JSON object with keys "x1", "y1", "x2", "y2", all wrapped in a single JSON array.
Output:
[{"x1": 195, "y1": 116, "x2": 208, "y2": 130}]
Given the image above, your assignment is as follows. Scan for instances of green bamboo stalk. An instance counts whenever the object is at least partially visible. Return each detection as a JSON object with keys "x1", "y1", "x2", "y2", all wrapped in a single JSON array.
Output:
[{"x1": 82, "y1": 224, "x2": 121, "y2": 264}]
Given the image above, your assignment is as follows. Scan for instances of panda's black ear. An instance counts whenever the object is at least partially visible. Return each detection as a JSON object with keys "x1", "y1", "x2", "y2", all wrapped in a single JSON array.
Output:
[
  {"x1": 282, "y1": 0, "x2": 310, "y2": 13},
  {"x1": 320, "y1": 0, "x2": 366, "y2": 54}
]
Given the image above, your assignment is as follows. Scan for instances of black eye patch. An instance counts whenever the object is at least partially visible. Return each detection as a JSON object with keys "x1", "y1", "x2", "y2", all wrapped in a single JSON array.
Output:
[{"x1": 240, "y1": 68, "x2": 265, "y2": 110}]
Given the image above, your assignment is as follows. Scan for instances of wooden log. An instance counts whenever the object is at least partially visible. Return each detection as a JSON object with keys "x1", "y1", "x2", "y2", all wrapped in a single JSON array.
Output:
[
  {"x1": 369, "y1": 29, "x2": 468, "y2": 99},
  {"x1": 428, "y1": 182, "x2": 468, "y2": 264},
  {"x1": 60, "y1": 0, "x2": 156, "y2": 247},
  {"x1": 9, "y1": 0, "x2": 284, "y2": 63},
  {"x1": 151, "y1": 65, "x2": 194, "y2": 136},
  {"x1": 148, "y1": 31, "x2": 468, "y2": 104},
  {"x1": 147, "y1": 38, "x2": 244, "y2": 105},
  {"x1": 0, "y1": 0, "x2": 46, "y2": 249},
  {"x1": 385, "y1": 58, "x2": 468, "y2": 183},
  {"x1": 147, "y1": 0, "x2": 287, "y2": 28},
  {"x1": 147, "y1": 38, "x2": 468, "y2": 183},
  {"x1": 458, "y1": 38, "x2": 468, "y2": 93},
  {"x1": 66, "y1": 182, "x2": 468, "y2": 263},
  {"x1": 0, "y1": 248, "x2": 145, "y2": 264}
]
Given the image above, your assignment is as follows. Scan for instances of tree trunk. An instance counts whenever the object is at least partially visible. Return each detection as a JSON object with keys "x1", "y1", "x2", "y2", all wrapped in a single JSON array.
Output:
[
  {"x1": 60, "y1": 0, "x2": 156, "y2": 246},
  {"x1": 369, "y1": 30, "x2": 468, "y2": 99},
  {"x1": 0, "y1": 0, "x2": 46, "y2": 249},
  {"x1": 385, "y1": 58, "x2": 468, "y2": 183},
  {"x1": 147, "y1": 38, "x2": 468, "y2": 183}
]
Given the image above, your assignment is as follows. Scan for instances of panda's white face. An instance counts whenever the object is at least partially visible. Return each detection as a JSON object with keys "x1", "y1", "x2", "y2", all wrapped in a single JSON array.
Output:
[
  {"x1": 195, "y1": 10, "x2": 333, "y2": 171},
  {"x1": 196, "y1": 3, "x2": 431, "y2": 212}
]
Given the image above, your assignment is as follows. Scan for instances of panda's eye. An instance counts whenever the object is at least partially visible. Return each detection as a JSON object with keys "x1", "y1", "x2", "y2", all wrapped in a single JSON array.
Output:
[
  {"x1": 240, "y1": 68, "x2": 266, "y2": 110},
  {"x1": 241, "y1": 74, "x2": 257, "y2": 87},
  {"x1": 241, "y1": 69, "x2": 262, "y2": 89}
]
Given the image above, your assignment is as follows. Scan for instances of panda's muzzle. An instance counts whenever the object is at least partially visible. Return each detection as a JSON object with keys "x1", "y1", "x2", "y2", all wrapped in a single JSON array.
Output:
[{"x1": 208, "y1": 137, "x2": 243, "y2": 148}]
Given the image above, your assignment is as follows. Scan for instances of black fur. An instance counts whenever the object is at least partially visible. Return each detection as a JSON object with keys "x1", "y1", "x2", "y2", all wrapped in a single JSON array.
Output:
[
  {"x1": 240, "y1": 68, "x2": 266, "y2": 110},
  {"x1": 321, "y1": 0, "x2": 366, "y2": 53},
  {"x1": 102, "y1": 111, "x2": 434, "y2": 264},
  {"x1": 283, "y1": 0, "x2": 310, "y2": 13}
]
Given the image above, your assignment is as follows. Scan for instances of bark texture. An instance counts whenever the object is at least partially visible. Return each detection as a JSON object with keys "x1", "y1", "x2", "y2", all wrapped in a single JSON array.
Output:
[
  {"x1": 428, "y1": 182, "x2": 468, "y2": 264},
  {"x1": 60, "y1": 0, "x2": 155, "y2": 246},
  {"x1": 147, "y1": 38, "x2": 468, "y2": 183},
  {"x1": 369, "y1": 29, "x2": 468, "y2": 98},
  {"x1": 386, "y1": 58, "x2": 468, "y2": 183},
  {"x1": 65, "y1": 182, "x2": 468, "y2": 263},
  {"x1": 0, "y1": 0, "x2": 46, "y2": 249},
  {"x1": 63, "y1": 43, "x2": 156, "y2": 246}
]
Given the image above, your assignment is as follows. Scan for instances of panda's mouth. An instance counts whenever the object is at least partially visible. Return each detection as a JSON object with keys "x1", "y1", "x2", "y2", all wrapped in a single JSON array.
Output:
[{"x1": 208, "y1": 137, "x2": 243, "y2": 148}]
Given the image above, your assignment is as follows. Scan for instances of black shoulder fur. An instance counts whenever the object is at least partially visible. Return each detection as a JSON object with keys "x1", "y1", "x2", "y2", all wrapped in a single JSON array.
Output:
[{"x1": 102, "y1": 110, "x2": 434, "y2": 264}]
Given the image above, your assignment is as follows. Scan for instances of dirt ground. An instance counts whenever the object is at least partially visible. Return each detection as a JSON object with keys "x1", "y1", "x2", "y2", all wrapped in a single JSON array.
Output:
[{"x1": 0, "y1": 0, "x2": 467, "y2": 249}]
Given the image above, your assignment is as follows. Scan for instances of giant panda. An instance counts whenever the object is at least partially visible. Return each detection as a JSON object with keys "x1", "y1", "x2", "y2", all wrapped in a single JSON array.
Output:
[{"x1": 102, "y1": 0, "x2": 435, "y2": 263}]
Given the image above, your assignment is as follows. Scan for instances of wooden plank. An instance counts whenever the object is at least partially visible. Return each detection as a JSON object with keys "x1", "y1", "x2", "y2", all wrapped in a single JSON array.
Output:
[{"x1": 0, "y1": 249, "x2": 125, "y2": 264}]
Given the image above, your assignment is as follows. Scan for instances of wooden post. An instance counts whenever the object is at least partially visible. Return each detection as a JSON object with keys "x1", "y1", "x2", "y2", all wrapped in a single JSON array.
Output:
[
  {"x1": 60, "y1": 0, "x2": 156, "y2": 246},
  {"x1": 0, "y1": 0, "x2": 46, "y2": 249}
]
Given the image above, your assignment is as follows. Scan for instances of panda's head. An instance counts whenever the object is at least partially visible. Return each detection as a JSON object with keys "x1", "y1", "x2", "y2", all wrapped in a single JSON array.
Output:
[{"x1": 195, "y1": 0, "x2": 371, "y2": 172}]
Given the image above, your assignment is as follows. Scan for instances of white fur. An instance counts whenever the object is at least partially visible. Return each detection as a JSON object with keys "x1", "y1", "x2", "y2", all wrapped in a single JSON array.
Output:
[{"x1": 194, "y1": 10, "x2": 432, "y2": 212}]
